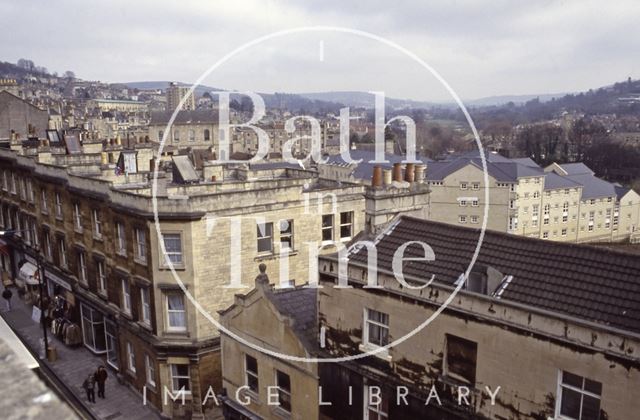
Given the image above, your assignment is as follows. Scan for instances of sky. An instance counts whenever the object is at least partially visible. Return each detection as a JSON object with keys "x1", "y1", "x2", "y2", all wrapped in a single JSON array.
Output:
[{"x1": 1, "y1": 0, "x2": 639, "y2": 102}]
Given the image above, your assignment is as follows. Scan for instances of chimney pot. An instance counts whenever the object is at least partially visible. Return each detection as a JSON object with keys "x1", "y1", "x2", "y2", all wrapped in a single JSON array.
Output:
[
  {"x1": 404, "y1": 163, "x2": 415, "y2": 182},
  {"x1": 382, "y1": 169, "x2": 392, "y2": 185},
  {"x1": 371, "y1": 166, "x2": 383, "y2": 187},
  {"x1": 392, "y1": 163, "x2": 403, "y2": 182},
  {"x1": 415, "y1": 164, "x2": 427, "y2": 183}
]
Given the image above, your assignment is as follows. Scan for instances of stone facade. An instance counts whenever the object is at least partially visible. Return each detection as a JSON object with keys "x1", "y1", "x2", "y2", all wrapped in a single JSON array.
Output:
[
  {"x1": 0, "y1": 140, "x2": 365, "y2": 418},
  {"x1": 0, "y1": 91, "x2": 48, "y2": 140}
]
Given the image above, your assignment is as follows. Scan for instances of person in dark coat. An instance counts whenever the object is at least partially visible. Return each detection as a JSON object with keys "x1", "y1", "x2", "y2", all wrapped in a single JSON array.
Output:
[
  {"x1": 95, "y1": 365, "x2": 108, "y2": 398},
  {"x1": 82, "y1": 373, "x2": 96, "y2": 403},
  {"x1": 2, "y1": 288, "x2": 11, "y2": 311}
]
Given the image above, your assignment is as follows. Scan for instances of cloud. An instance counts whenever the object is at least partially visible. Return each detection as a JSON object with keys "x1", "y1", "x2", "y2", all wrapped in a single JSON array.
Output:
[{"x1": 0, "y1": 0, "x2": 638, "y2": 101}]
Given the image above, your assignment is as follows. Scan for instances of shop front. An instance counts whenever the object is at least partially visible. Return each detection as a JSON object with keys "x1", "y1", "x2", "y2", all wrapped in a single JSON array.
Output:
[
  {"x1": 46, "y1": 269, "x2": 81, "y2": 347},
  {"x1": 79, "y1": 300, "x2": 121, "y2": 371}
]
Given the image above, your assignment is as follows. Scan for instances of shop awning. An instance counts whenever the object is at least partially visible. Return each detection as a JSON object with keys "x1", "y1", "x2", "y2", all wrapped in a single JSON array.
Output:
[{"x1": 19, "y1": 262, "x2": 39, "y2": 285}]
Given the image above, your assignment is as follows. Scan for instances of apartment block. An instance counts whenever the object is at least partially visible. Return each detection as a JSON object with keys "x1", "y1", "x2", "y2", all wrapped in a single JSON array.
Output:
[{"x1": 425, "y1": 151, "x2": 640, "y2": 243}]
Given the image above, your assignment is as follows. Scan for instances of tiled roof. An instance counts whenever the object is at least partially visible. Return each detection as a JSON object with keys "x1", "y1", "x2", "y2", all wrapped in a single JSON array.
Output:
[
  {"x1": 267, "y1": 287, "x2": 318, "y2": 351},
  {"x1": 347, "y1": 216, "x2": 640, "y2": 334}
]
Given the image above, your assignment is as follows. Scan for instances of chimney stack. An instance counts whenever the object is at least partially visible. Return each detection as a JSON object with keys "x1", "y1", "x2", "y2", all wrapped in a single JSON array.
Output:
[{"x1": 371, "y1": 166, "x2": 383, "y2": 187}]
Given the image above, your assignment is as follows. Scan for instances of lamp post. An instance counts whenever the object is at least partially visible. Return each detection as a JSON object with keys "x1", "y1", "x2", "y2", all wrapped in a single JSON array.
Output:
[
  {"x1": 35, "y1": 248, "x2": 48, "y2": 359},
  {"x1": 0, "y1": 229, "x2": 48, "y2": 359}
]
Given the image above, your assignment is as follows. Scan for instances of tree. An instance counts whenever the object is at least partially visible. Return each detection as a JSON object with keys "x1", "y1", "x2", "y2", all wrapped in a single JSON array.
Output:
[{"x1": 64, "y1": 70, "x2": 76, "y2": 79}]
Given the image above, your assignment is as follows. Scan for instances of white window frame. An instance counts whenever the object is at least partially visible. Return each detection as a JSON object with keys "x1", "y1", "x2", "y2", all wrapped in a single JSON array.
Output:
[
  {"x1": 97, "y1": 259, "x2": 107, "y2": 295},
  {"x1": 145, "y1": 354, "x2": 156, "y2": 387},
  {"x1": 166, "y1": 292, "x2": 187, "y2": 332},
  {"x1": 141, "y1": 287, "x2": 151, "y2": 325},
  {"x1": 339, "y1": 211, "x2": 354, "y2": 240},
  {"x1": 256, "y1": 222, "x2": 274, "y2": 254},
  {"x1": 78, "y1": 251, "x2": 87, "y2": 283},
  {"x1": 116, "y1": 223, "x2": 126, "y2": 255},
  {"x1": 275, "y1": 370, "x2": 292, "y2": 414},
  {"x1": 135, "y1": 228, "x2": 147, "y2": 263},
  {"x1": 321, "y1": 214, "x2": 334, "y2": 243},
  {"x1": 59, "y1": 238, "x2": 67, "y2": 268},
  {"x1": 73, "y1": 203, "x2": 83, "y2": 232},
  {"x1": 363, "y1": 382, "x2": 389, "y2": 420},
  {"x1": 161, "y1": 233, "x2": 184, "y2": 266},
  {"x1": 55, "y1": 192, "x2": 63, "y2": 218},
  {"x1": 244, "y1": 354, "x2": 259, "y2": 394},
  {"x1": 279, "y1": 219, "x2": 294, "y2": 251},
  {"x1": 170, "y1": 364, "x2": 191, "y2": 394},
  {"x1": 555, "y1": 370, "x2": 602, "y2": 420},
  {"x1": 126, "y1": 341, "x2": 136, "y2": 373},
  {"x1": 93, "y1": 209, "x2": 102, "y2": 239},
  {"x1": 121, "y1": 278, "x2": 131, "y2": 314},
  {"x1": 41, "y1": 189, "x2": 48, "y2": 213},
  {"x1": 364, "y1": 308, "x2": 389, "y2": 349}
]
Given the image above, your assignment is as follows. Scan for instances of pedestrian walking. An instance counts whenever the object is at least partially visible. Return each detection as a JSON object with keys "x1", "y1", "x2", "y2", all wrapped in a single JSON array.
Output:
[
  {"x1": 82, "y1": 373, "x2": 96, "y2": 403},
  {"x1": 2, "y1": 288, "x2": 11, "y2": 311},
  {"x1": 95, "y1": 365, "x2": 108, "y2": 399}
]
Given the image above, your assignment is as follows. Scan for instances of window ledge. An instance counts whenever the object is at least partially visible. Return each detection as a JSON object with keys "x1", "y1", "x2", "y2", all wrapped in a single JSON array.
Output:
[
  {"x1": 254, "y1": 250, "x2": 298, "y2": 262},
  {"x1": 134, "y1": 258, "x2": 148, "y2": 267},
  {"x1": 358, "y1": 343, "x2": 392, "y2": 362},
  {"x1": 159, "y1": 265, "x2": 185, "y2": 271},
  {"x1": 163, "y1": 330, "x2": 189, "y2": 338},
  {"x1": 137, "y1": 321, "x2": 153, "y2": 332}
]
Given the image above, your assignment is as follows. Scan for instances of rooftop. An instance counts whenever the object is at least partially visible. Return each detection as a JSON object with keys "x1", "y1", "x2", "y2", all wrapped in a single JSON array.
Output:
[{"x1": 347, "y1": 216, "x2": 640, "y2": 334}]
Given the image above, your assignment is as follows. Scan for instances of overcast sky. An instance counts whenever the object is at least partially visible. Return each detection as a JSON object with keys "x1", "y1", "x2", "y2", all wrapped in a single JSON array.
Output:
[{"x1": 2, "y1": 0, "x2": 639, "y2": 102}]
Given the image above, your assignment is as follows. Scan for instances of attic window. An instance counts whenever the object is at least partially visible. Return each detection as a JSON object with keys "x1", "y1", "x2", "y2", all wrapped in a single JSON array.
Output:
[{"x1": 467, "y1": 271, "x2": 487, "y2": 294}]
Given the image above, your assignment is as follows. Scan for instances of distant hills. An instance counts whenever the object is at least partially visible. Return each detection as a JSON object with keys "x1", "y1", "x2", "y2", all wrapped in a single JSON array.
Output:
[{"x1": 124, "y1": 81, "x2": 569, "y2": 109}]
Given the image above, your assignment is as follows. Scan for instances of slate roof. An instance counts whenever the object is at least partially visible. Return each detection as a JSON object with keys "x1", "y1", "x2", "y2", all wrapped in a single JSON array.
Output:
[
  {"x1": 347, "y1": 216, "x2": 640, "y2": 334},
  {"x1": 565, "y1": 173, "x2": 617, "y2": 200},
  {"x1": 511, "y1": 157, "x2": 539, "y2": 167},
  {"x1": 614, "y1": 184, "x2": 631, "y2": 200},
  {"x1": 426, "y1": 155, "x2": 544, "y2": 182},
  {"x1": 150, "y1": 110, "x2": 219, "y2": 125},
  {"x1": 267, "y1": 287, "x2": 318, "y2": 351},
  {"x1": 559, "y1": 162, "x2": 595, "y2": 176},
  {"x1": 543, "y1": 172, "x2": 583, "y2": 191}
]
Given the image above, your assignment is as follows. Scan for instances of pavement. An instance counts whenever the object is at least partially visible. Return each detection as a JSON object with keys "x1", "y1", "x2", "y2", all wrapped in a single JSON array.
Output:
[{"x1": 1, "y1": 286, "x2": 162, "y2": 420}]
